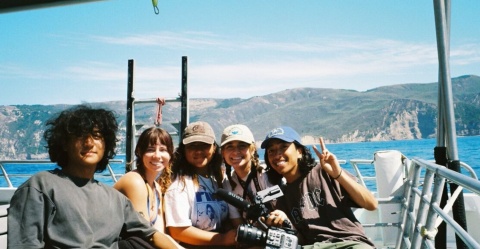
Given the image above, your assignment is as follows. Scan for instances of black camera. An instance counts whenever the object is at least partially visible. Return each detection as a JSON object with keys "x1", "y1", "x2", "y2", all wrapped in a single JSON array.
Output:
[
  {"x1": 215, "y1": 186, "x2": 300, "y2": 249},
  {"x1": 236, "y1": 223, "x2": 299, "y2": 249}
]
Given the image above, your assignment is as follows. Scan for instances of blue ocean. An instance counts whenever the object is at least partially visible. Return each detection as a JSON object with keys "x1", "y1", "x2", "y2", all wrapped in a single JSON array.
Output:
[{"x1": 2, "y1": 136, "x2": 479, "y2": 188}]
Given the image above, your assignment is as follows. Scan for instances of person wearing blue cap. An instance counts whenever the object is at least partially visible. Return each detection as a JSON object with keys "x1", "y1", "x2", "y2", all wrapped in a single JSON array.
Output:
[{"x1": 261, "y1": 126, "x2": 378, "y2": 249}]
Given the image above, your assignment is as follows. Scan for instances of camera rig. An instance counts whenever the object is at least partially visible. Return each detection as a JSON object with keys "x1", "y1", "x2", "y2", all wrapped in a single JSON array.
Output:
[{"x1": 216, "y1": 185, "x2": 300, "y2": 249}]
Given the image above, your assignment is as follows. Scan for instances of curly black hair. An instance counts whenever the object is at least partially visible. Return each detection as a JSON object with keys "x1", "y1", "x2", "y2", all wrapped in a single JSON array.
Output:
[
  {"x1": 43, "y1": 105, "x2": 118, "y2": 172},
  {"x1": 264, "y1": 142, "x2": 317, "y2": 185}
]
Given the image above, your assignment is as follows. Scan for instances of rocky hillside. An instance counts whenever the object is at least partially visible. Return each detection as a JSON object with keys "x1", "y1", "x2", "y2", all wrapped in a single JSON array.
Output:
[{"x1": 1, "y1": 75, "x2": 479, "y2": 159}]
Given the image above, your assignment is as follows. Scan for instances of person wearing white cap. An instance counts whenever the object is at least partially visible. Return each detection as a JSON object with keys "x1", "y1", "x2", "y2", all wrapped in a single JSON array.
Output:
[
  {"x1": 164, "y1": 121, "x2": 241, "y2": 248},
  {"x1": 261, "y1": 126, "x2": 378, "y2": 248},
  {"x1": 220, "y1": 124, "x2": 277, "y2": 226}
]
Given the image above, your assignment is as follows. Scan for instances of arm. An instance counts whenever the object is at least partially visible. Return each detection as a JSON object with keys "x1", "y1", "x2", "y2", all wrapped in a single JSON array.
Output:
[
  {"x1": 117, "y1": 173, "x2": 181, "y2": 247},
  {"x1": 114, "y1": 172, "x2": 151, "y2": 219},
  {"x1": 151, "y1": 231, "x2": 185, "y2": 249},
  {"x1": 168, "y1": 226, "x2": 237, "y2": 246},
  {"x1": 8, "y1": 185, "x2": 49, "y2": 248},
  {"x1": 313, "y1": 137, "x2": 378, "y2": 211}
]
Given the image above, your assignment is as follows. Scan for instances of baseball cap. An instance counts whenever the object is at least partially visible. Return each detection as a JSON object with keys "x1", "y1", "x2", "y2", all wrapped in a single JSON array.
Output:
[
  {"x1": 183, "y1": 121, "x2": 215, "y2": 145},
  {"x1": 221, "y1": 124, "x2": 255, "y2": 146},
  {"x1": 260, "y1": 126, "x2": 303, "y2": 149}
]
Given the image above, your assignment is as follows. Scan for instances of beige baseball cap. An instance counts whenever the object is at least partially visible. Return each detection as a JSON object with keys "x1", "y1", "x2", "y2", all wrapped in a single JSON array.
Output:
[
  {"x1": 221, "y1": 124, "x2": 255, "y2": 146},
  {"x1": 183, "y1": 121, "x2": 215, "y2": 145}
]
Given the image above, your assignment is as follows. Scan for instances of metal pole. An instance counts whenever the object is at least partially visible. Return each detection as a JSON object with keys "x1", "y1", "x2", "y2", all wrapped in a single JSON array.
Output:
[
  {"x1": 433, "y1": 1, "x2": 467, "y2": 248},
  {"x1": 435, "y1": 0, "x2": 449, "y2": 246},
  {"x1": 126, "y1": 59, "x2": 135, "y2": 172},
  {"x1": 180, "y1": 56, "x2": 189, "y2": 140}
]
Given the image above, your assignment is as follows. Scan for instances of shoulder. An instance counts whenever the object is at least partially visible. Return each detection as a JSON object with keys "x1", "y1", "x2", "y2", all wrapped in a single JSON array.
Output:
[
  {"x1": 310, "y1": 163, "x2": 324, "y2": 175},
  {"x1": 255, "y1": 171, "x2": 272, "y2": 185},
  {"x1": 18, "y1": 169, "x2": 62, "y2": 188},
  {"x1": 221, "y1": 176, "x2": 235, "y2": 190},
  {"x1": 165, "y1": 176, "x2": 191, "y2": 192},
  {"x1": 114, "y1": 171, "x2": 145, "y2": 192}
]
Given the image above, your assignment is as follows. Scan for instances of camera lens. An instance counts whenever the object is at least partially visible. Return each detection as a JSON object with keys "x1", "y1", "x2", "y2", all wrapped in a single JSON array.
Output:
[{"x1": 236, "y1": 224, "x2": 266, "y2": 246}]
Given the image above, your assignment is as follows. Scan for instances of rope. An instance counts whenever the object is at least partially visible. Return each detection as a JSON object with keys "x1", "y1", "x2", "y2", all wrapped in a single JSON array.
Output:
[{"x1": 154, "y1": 98, "x2": 165, "y2": 126}]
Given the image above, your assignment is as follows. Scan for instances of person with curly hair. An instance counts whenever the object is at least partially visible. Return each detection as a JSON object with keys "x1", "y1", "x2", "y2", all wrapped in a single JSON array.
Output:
[
  {"x1": 261, "y1": 126, "x2": 378, "y2": 249},
  {"x1": 164, "y1": 121, "x2": 241, "y2": 248},
  {"x1": 114, "y1": 127, "x2": 177, "y2": 240},
  {"x1": 8, "y1": 105, "x2": 182, "y2": 249}
]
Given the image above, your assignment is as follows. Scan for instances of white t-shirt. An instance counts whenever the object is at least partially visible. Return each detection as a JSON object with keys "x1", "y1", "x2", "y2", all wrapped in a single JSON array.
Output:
[{"x1": 164, "y1": 175, "x2": 241, "y2": 231}]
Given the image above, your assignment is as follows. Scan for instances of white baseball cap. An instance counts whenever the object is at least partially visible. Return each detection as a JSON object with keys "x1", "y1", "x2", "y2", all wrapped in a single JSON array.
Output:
[{"x1": 221, "y1": 124, "x2": 255, "y2": 146}]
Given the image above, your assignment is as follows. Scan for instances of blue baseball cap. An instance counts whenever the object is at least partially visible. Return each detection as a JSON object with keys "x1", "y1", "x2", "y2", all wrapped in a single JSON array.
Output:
[{"x1": 260, "y1": 126, "x2": 303, "y2": 149}]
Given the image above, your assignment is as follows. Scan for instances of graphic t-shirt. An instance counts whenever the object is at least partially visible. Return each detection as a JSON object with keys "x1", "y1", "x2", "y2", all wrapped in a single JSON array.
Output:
[
  {"x1": 276, "y1": 164, "x2": 375, "y2": 247},
  {"x1": 164, "y1": 175, "x2": 240, "y2": 232}
]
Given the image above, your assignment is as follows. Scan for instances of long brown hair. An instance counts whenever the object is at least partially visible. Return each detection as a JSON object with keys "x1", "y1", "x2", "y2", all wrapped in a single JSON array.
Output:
[{"x1": 134, "y1": 127, "x2": 174, "y2": 193}]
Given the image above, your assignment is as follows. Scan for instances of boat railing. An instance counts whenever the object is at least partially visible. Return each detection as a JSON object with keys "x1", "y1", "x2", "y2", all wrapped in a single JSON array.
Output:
[
  {"x1": 0, "y1": 159, "x2": 125, "y2": 189},
  {"x1": 348, "y1": 157, "x2": 480, "y2": 248},
  {"x1": 349, "y1": 159, "x2": 478, "y2": 191},
  {"x1": 398, "y1": 158, "x2": 480, "y2": 249}
]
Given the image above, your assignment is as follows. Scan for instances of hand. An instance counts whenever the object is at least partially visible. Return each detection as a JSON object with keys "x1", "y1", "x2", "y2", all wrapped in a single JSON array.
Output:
[
  {"x1": 312, "y1": 137, "x2": 342, "y2": 179},
  {"x1": 263, "y1": 210, "x2": 291, "y2": 228}
]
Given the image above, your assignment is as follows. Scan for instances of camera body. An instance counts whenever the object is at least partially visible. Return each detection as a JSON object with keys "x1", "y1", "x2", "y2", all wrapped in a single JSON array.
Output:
[
  {"x1": 236, "y1": 224, "x2": 299, "y2": 249},
  {"x1": 215, "y1": 185, "x2": 301, "y2": 249}
]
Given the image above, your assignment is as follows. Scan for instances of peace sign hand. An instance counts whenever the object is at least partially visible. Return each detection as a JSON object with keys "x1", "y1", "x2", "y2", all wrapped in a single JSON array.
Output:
[{"x1": 312, "y1": 137, "x2": 342, "y2": 180}]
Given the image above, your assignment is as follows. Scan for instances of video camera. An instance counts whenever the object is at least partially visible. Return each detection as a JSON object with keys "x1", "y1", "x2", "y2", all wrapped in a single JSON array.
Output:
[{"x1": 215, "y1": 186, "x2": 300, "y2": 249}]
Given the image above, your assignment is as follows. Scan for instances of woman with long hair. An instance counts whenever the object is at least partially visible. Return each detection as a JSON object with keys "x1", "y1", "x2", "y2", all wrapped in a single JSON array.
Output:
[
  {"x1": 114, "y1": 127, "x2": 175, "y2": 237},
  {"x1": 164, "y1": 121, "x2": 241, "y2": 248}
]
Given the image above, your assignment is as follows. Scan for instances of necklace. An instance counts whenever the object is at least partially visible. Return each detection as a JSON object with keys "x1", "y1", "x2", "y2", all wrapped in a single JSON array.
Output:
[{"x1": 146, "y1": 182, "x2": 160, "y2": 225}]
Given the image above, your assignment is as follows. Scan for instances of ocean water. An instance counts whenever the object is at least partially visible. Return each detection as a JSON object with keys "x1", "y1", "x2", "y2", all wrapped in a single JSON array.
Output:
[{"x1": 1, "y1": 136, "x2": 478, "y2": 188}]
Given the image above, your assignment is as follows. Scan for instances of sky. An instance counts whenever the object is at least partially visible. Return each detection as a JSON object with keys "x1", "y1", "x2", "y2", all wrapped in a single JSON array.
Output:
[{"x1": 1, "y1": 1, "x2": 479, "y2": 105}]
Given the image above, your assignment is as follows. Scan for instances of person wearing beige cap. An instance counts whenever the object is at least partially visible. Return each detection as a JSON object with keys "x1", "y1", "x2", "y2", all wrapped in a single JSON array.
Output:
[
  {"x1": 220, "y1": 124, "x2": 277, "y2": 226},
  {"x1": 164, "y1": 121, "x2": 241, "y2": 248}
]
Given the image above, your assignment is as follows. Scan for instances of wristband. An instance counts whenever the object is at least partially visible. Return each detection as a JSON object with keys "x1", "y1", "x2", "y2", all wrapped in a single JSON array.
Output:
[{"x1": 333, "y1": 169, "x2": 343, "y2": 180}]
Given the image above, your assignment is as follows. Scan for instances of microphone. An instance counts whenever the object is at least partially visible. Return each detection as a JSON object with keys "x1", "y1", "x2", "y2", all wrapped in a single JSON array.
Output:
[{"x1": 215, "y1": 189, "x2": 252, "y2": 211}]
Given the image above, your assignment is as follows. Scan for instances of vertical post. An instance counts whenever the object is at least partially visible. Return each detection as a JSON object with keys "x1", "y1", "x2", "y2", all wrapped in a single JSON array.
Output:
[
  {"x1": 126, "y1": 59, "x2": 135, "y2": 172},
  {"x1": 433, "y1": 0, "x2": 467, "y2": 248},
  {"x1": 180, "y1": 56, "x2": 189, "y2": 139}
]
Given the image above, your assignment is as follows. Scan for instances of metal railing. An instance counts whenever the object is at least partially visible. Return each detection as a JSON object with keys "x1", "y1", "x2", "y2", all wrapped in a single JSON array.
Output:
[
  {"x1": 398, "y1": 159, "x2": 480, "y2": 249},
  {"x1": 349, "y1": 158, "x2": 480, "y2": 249},
  {"x1": 0, "y1": 159, "x2": 125, "y2": 189}
]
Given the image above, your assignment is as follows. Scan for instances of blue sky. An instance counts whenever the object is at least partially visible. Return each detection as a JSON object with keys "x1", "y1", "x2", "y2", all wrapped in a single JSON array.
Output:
[{"x1": 1, "y1": 1, "x2": 479, "y2": 105}]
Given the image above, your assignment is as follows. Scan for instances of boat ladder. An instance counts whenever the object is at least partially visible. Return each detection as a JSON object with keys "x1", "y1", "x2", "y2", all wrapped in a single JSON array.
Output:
[{"x1": 125, "y1": 57, "x2": 189, "y2": 171}]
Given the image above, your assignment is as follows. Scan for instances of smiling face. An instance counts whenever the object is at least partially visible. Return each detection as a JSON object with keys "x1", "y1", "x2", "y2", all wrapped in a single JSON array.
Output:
[
  {"x1": 185, "y1": 142, "x2": 216, "y2": 170},
  {"x1": 142, "y1": 140, "x2": 171, "y2": 174},
  {"x1": 222, "y1": 140, "x2": 253, "y2": 175},
  {"x1": 266, "y1": 139, "x2": 303, "y2": 183},
  {"x1": 66, "y1": 128, "x2": 105, "y2": 171}
]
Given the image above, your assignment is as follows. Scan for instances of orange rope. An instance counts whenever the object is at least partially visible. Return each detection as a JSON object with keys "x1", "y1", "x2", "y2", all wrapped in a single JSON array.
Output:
[{"x1": 154, "y1": 98, "x2": 165, "y2": 126}]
